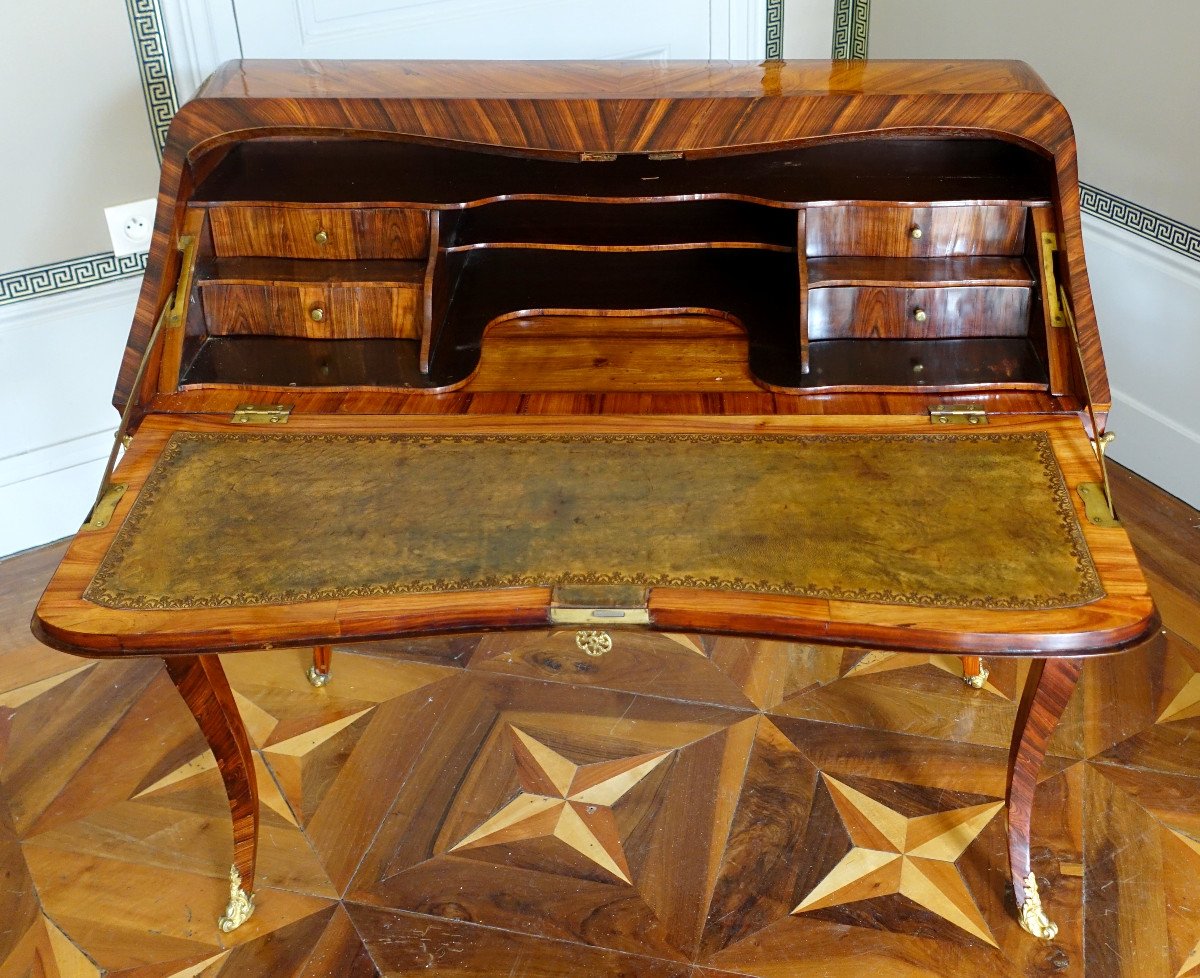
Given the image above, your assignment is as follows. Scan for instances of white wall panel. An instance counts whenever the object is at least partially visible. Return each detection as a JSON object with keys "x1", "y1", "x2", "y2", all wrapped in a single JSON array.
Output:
[
  {"x1": 1085, "y1": 218, "x2": 1200, "y2": 510},
  {"x1": 232, "y1": 0, "x2": 765, "y2": 60},
  {"x1": 0, "y1": 280, "x2": 137, "y2": 555}
]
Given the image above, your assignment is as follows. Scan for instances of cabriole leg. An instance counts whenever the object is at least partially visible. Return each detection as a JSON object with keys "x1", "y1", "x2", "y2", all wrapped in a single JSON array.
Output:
[
  {"x1": 164, "y1": 654, "x2": 259, "y2": 932},
  {"x1": 961, "y1": 655, "x2": 989, "y2": 689},
  {"x1": 1006, "y1": 656, "x2": 1082, "y2": 940},
  {"x1": 307, "y1": 644, "x2": 332, "y2": 687}
]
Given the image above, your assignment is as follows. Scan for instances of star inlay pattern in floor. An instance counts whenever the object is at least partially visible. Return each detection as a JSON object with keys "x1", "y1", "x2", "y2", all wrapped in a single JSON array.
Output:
[
  {"x1": 450, "y1": 725, "x2": 670, "y2": 884},
  {"x1": 792, "y1": 774, "x2": 1002, "y2": 945}
]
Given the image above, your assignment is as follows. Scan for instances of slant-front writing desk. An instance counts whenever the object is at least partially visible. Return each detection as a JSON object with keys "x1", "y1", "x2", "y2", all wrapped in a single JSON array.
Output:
[{"x1": 33, "y1": 59, "x2": 1158, "y2": 941}]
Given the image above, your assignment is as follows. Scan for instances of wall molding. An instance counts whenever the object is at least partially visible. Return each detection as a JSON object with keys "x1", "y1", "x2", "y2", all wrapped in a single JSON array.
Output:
[
  {"x1": 832, "y1": 0, "x2": 869, "y2": 59},
  {"x1": 1080, "y1": 183, "x2": 1200, "y2": 265},
  {"x1": 0, "y1": 252, "x2": 147, "y2": 308}
]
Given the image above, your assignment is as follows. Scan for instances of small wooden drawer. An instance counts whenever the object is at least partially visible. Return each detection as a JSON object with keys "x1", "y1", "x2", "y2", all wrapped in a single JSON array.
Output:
[
  {"x1": 201, "y1": 282, "x2": 421, "y2": 339},
  {"x1": 208, "y1": 206, "x2": 430, "y2": 259},
  {"x1": 806, "y1": 205, "x2": 1026, "y2": 258},
  {"x1": 808, "y1": 285, "x2": 1031, "y2": 340}
]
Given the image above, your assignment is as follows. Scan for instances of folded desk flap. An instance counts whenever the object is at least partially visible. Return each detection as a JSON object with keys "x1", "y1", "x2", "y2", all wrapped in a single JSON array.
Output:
[{"x1": 34, "y1": 414, "x2": 1156, "y2": 658}]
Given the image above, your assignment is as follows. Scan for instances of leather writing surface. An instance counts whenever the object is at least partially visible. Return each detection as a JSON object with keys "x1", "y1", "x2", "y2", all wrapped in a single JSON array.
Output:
[{"x1": 83, "y1": 431, "x2": 1101, "y2": 612}]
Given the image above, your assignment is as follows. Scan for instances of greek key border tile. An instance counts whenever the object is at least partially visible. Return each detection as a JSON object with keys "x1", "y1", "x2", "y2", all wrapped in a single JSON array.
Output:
[
  {"x1": 1081, "y1": 183, "x2": 1200, "y2": 263},
  {"x1": 832, "y1": 0, "x2": 870, "y2": 59},
  {"x1": 766, "y1": 0, "x2": 784, "y2": 59},
  {"x1": 0, "y1": 252, "x2": 146, "y2": 308},
  {"x1": 126, "y1": 0, "x2": 180, "y2": 163}
]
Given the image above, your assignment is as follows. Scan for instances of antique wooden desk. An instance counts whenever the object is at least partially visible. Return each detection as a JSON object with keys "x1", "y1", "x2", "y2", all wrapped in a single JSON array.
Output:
[{"x1": 32, "y1": 60, "x2": 1157, "y2": 941}]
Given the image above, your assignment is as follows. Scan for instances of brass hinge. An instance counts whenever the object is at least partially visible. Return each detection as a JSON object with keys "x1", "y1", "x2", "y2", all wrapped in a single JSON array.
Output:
[
  {"x1": 647, "y1": 151, "x2": 683, "y2": 161},
  {"x1": 1078, "y1": 481, "x2": 1121, "y2": 528},
  {"x1": 929, "y1": 404, "x2": 989, "y2": 425},
  {"x1": 549, "y1": 584, "x2": 651, "y2": 625},
  {"x1": 231, "y1": 404, "x2": 292, "y2": 425},
  {"x1": 81, "y1": 483, "x2": 127, "y2": 531},
  {"x1": 580, "y1": 152, "x2": 618, "y2": 162},
  {"x1": 1041, "y1": 231, "x2": 1066, "y2": 328},
  {"x1": 165, "y1": 234, "x2": 198, "y2": 328}
]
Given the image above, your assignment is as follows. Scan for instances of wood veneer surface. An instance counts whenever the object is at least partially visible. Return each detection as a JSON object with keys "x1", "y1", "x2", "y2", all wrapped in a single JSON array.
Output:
[
  {"x1": 3, "y1": 462, "x2": 1197, "y2": 977},
  {"x1": 34, "y1": 414, "x2": 1154, "y2": 658}
]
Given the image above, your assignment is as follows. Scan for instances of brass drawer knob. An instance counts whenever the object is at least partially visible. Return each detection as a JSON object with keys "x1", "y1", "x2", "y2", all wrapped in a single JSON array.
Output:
[
  {"x1": 313, "y1": 229, "x2": 329, "y2": 245},
  {"x1": 575, "y1": 630, "x2": 612, "y2": 656},
  {"x1": 912, "y1": 307, "x2": 928, "y2": 323},
  {"x1": 309, "y1": 307, "x2": 325, "y2": 322},
  {"x1": 909, "y1": 225, "x2": 923, "y2": 239}
]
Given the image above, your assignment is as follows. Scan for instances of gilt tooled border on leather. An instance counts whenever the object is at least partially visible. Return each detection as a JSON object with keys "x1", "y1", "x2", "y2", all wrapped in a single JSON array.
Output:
[{"x1": 83, "y1": 431, "x2": 1105, "y2": 612}]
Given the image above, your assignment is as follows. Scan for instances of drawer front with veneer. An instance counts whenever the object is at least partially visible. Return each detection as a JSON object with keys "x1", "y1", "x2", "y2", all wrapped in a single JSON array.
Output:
[
  {"x1": 808, "y1": 285, "x2": 1032, "y2": 340},
  {"x1": 807, "y1": 205, "x2": 1027, "y2": 257},
  {"x1": 208, "y1": 206, "x2": 430, "y2": 259},
  {"x1": 201, "y1": 282, "x2": 421, "y2": 339}
]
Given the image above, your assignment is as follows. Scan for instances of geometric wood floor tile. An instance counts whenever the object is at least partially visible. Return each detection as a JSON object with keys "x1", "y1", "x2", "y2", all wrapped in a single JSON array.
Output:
[{"x1": 2, "y1": 464, "x2": 1198, "y2": 977}]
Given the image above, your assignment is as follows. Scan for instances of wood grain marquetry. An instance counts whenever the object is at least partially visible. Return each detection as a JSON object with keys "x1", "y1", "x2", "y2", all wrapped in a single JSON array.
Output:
[
  {"x1": 162, "y1": 654, "x2": 259, "y2": 893},
  {"x1": 808, "y1": 285, "x2": 1032, "y2": 340},
  {"x1": 201, "y1": 281, "x2": 422, "y2": 339},
  {"x1": 468, "y1": 314, "x2": 762, "y2": 392},
  {"x1": 207, "y1": 205, "x2": 430, "y2": 260},
  {"x1": 806, "y1": 204, "x2": 1028, "y2": 258},
  {"x1": 1006, "y1": 657, "x2": 1084, "y2": 915}
]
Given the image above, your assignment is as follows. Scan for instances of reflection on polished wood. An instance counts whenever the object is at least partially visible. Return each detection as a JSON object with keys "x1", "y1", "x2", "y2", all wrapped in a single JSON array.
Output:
[{"x1": 3, "y1": 463, "x2": 1196, "y2": 975}]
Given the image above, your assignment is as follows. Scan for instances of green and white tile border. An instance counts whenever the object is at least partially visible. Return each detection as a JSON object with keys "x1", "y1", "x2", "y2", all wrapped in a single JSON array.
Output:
[
  {"x1": 766, "y1": 0, "x2": 784, "y2": 59},
  {"x1": 3, "y1": 0, "x2": 1198, "y2": 308},
  {"x1": 1080, "y1": 183, "x2": 1200, "y2": 264},
  {"x1": 832, "y1": 0, "x2": 870, "y2": 59},
  {"x1": 128, "y1": 0, "x2": 181, "y2": 164}
]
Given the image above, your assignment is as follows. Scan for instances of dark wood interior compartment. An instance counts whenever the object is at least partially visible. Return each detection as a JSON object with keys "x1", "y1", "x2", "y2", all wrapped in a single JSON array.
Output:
[
  {"x1": 807, "y1": 256, "x2": 1034, "y2": 288},
  {"x1": 806, "y1": 204, "x2": 1028, "y2": 257},
  {"x1": 206, "y1": 204, "x2": 430, "y2": 258},
  {"x1": 200, "y1": 257, "x2": 427, "y2": 286},
  {"x1": 191, "y1": 137, "x2": 1056, "y2": 207},
  {"x1": 447, "y1": 199, "x2": 799, "y2": 249},
  {"x1": 179, "y1": 332, "x2": 1049, "y2": 392},
  {"x1": 181, "y1": 337, "x2": 429, "y2": 388},
  {"x1": 808, "y1": 285, "x2": 1033, "y2": 340},
  {"x1": 425, "y1": 247, "x2": 802, "y2": 389},
  {"x1": 804, "y1": 337, "x2": 1048, "y2": 391}
]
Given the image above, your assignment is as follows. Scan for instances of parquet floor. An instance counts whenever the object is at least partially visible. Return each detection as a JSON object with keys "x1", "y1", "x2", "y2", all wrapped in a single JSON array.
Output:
[{"x1": 1, "y1": 463, "x2": 1198, "y2": 977}]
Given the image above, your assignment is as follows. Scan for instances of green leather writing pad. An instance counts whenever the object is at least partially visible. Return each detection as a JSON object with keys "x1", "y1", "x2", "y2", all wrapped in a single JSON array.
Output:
[{"x1": 84, "y1": 431, "x2": 1102, "y2": 611}]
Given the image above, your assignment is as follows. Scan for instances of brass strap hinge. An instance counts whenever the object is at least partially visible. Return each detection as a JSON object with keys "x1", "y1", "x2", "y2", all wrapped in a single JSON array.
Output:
[
  {"x1": 165, "y1": 233, "x2": 198, "y2": 328},
  {"x1": 549, "y1": 584, "x2": 651, "y2": 625},
  {"x1": 1041, "y1": 231, "x2": 1067, "y2": 328},
  {"x1": 929, "y1": 405, "x2": 989, "y2": 425},
  {"x1": 81, "y1": 483, "x2": 127, "y2": 532},
  {"x1": 231, "y1": 404, "x2": 292, "y2": 425}
]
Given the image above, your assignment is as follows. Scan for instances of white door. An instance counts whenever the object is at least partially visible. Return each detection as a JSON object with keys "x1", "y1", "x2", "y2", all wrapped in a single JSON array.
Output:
[{"x1": 230, "y1": 0, "x2": 766, "y2": 61}]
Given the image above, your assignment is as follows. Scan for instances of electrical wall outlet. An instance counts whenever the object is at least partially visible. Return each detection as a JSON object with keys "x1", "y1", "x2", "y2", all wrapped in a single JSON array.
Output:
[{"x1": 103, "y1": 198, "x2": 157, "y2": 257}]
